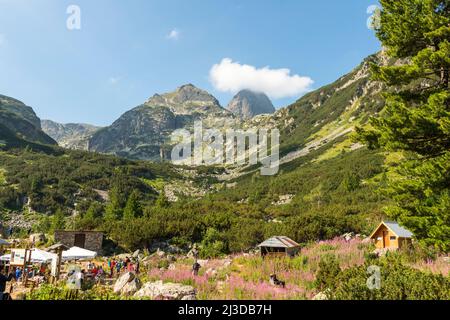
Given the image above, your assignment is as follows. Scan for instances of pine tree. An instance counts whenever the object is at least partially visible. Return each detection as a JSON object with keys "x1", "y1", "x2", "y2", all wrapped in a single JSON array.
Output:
[
  {"x1": 79, "y1": 202, "x2": 103, "y2": 230},
  {"x1": 104, "y1": 185, "x2": 123, "y2": 223},
  {"x1": 123, "y1": 190, "x2": 142, "y2": 220},
  {"x1": 51, "y1": 208, "x2": 66, "y2": 232},
  {"x1": 358, "y1": 0, "x2": 450, "y2": 251},
  {"x1": 155, "y1": 191, "x2": 169, "y2": 208}
]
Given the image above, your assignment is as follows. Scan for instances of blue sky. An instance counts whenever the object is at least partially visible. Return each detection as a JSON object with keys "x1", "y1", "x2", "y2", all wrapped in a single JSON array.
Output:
[{"x1": 0, "y1": 0, "x2": 381, "y2": 126}]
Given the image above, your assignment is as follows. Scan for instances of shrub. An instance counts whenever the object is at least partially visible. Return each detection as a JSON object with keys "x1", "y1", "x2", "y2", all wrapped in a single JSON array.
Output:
[
  {"x1": 314, "y1": 254, "x2": 341, "y2": 291},
  {"x1": 331, "y1": 256, "x2": 450, "y2": 300}
]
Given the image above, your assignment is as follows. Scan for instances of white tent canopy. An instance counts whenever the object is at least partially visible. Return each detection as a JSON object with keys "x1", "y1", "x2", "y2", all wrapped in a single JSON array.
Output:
[
  {"x1": 0, "y1": 248, "x2": 55, "y2": 263},
  {"x1": 31, "y1": 248, "x2": 55, "y2": 263},
  {"x1": 62, "y1": 247, "x2": 97, "y2": 261}
]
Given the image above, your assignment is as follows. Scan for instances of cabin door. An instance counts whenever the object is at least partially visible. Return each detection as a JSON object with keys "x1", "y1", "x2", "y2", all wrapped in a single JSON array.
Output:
[
  {"x1": 383, "y1": 231, "x2": 390, "y2": 248},
  {"x1": 74, "y1": 233, "x2": 86, "y2": 248}
]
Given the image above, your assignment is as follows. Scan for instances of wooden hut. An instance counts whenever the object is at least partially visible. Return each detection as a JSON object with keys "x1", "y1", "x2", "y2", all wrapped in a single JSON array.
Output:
[
  {"x1": 370, "y1": 221, "x2": 413, "y2": 250},
  {"x1": 258, "y1": 236, "x2": 300, "y2": 258}
]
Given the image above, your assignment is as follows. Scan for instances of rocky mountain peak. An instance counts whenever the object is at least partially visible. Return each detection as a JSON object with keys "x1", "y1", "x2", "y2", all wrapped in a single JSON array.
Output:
[
  {"x1": 146, "y1": 84, "x2": 220, "y2": 109},
  {"x1": 227, "y1": 90, "x2": 275, "y2": 120}
]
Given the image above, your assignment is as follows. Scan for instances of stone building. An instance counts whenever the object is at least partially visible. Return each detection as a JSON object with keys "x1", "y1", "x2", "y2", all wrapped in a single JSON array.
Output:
[{"x1": 54, "y1": 231, "x2": 103, "y2": 253}]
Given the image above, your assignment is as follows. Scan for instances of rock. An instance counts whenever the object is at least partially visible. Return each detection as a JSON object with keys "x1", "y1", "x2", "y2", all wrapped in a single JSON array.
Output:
[
  {"x1": 271, "y1": 194, "x2": 294, "y2": 206},
  {"x1": 341, "y1": 232, "x2": 354, "y2": 242},
  {"x1": 205, "y1": 268, "x2": 217, "y2": 277},
  {"x1": 155, "y1": 249, "x2": 166, "y2": 258},
  {"x1": 134, "y1": 281, "x2": 197, "y2": 300},
  {"x1": 197, "y1": 260, "x2": 209, "y2": 267},
  {"x1": 227, "y1": 90, "x2": 275, "y2": 120},
  {"x1": 132, "y1": 249, "x2": 140, "y2": 258},
  {"x1": 167, "y1": 255, "x2": 177, "y2": 263},
  {"x1": 313, "y1": 291, "x2": 329, "y2": 300},
  {"x1": 41, "y1": 120, "x2": 101, "y2": 151},
  {"x1": 121, "y1": 278, "x2": 141, "y2": 296},
  {"x1": 373, "y1": 248, "x2": 396, "y2": 257},
  {"x1": 114, "y1": 272, "x2": 141, "y2": 296},
  {"x1": 223, "y1": 259, "x2": 232, "y2": 268}
]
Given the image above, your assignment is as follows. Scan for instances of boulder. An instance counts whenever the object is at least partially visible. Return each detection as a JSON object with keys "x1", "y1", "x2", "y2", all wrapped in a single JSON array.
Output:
[
  {"x1": 134, "y1": 281, "x2": 196, "y2": 300},
  {"x1": 341, "y1": 232, "x2": 354, "y2": 242},
  {"x1": 313, "y1": 291, "x2": 329, "y2": 300},
  {"x1": 121, "y1": 278, "x2": 141, "y2": 296},
  {"x1": 197, "y1": 259, "x2": 209, "y2": 267},
  {"x1": 168, "y1": 264, "x2": 176, "y2": 271},
  {"x1": 132, "y1": 249, "x2": 140, "y2": 258},
  {"x1": 167, "y1": 255, "x2": 177, "y2": 263},
  {"x1": 155, "y1": 249, "x2": 166, "y2": 258},
  {"x1": 114, "y1": 272, "x2": 141, "y2": 296}
]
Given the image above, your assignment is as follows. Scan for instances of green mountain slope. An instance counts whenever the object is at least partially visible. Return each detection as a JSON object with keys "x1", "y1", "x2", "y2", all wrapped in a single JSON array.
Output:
[
  {"x1": 0, "y1": 95, "x2": 57, "y2": 145},
  {"x1": 0, "y1": 52, "x2": 394, "y2": 252}
]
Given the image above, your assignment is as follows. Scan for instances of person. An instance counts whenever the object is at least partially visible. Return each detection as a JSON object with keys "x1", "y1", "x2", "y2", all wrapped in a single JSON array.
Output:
[
  {"x1": 115, "y1": 260, "x2": 122, "y2": 275},
  {"x1": 91, "y1": 265, "x2": 98, "y2": 277},
  {"x1": 96, "y1": 267, "x2": 104, "y2": 284},
  {"x1": 135, "y1": 259, "x2": 140, "y2": 274},
  {"x1": 192, "y1": 260, "x2": 201, "y2": 276},
  {"x1": 15, "y1": 267, "x2": 22, "y2": 282},
  {"x1": 128, "y1": 262, "x2": 134, "y2": 273},
  {"x1": 110, "y1": 259, "x2": 116, "y2": 277},
  {"x1": 0, "y1": 268, "x2": 14, "y2": 301}
]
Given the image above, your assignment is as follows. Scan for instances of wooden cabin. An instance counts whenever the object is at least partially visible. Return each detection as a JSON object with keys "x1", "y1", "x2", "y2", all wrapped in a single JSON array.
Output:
[
  {"x1": 258, "y1": 236, "x2": 300, "y2": 258},
  {"x1": 370, "y1": 221, "x2": 413, "y2": 250}
]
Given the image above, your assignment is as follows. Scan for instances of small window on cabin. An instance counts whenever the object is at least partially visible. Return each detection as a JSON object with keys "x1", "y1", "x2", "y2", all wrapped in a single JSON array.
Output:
[
  {"x1": 390, "y1": 236, "x2": 396, "y2": 240},
  {"x1": 377, "y1": 237, "x2": 382, "y2": 241}
]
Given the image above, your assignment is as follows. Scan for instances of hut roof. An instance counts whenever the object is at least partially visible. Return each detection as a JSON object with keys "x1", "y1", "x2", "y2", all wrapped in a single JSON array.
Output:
[
  {"x1": 370, "y1": 221, "x2": 414, "y2": 239},
  {"x1": 258, "y1": 236, "x2": 300, "y2": 248}
]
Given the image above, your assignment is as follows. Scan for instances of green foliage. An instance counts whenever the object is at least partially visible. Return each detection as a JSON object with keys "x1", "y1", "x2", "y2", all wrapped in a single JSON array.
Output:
[
  {"x1": 358, "y1": 0, "x2": 450, "y2": 251},
  {"x1": 51, "y1": 208, "x2": 66, "y2": 232},
  {"x1": 74, "y1": 202, "x2": 104, "y2": 230},
  {"x1": 314, "y1": 254, "x2": 342, "y2": 291},
  {"x1": 26, "y1": 284, "x2": 124, "y2": 300},
  {"x1": 200, "y1": 228, "x2": 227, "y2": 258},
  {"x1": 123, "y1": 190, "x2": 143, "y2": 220},
  {"x1": 155, "y1": 191, "x2": 169, "y2": 208},
  {"x1": 331, "y1": 255, "x2": 450, "y2": 300}
]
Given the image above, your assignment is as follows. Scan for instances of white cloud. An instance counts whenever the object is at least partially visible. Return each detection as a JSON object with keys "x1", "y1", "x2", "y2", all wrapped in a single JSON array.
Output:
[
  {"x1": 108, "y1": 76, "x2": 121, "y2": 85},
  {"x1": 167, "y1": 29, "x2": 180, "y2": 40},
  {"x1": 209, "y1": 58, "x2": 314, "y2": 99}
]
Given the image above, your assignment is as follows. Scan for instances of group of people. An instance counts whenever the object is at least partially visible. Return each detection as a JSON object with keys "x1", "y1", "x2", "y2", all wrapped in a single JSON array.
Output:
[{"x1": 107, "y1": 256, "x2": 140, "y2": 278}]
